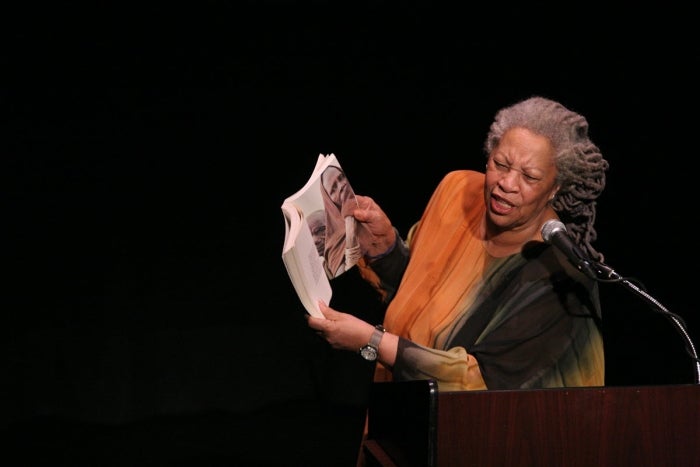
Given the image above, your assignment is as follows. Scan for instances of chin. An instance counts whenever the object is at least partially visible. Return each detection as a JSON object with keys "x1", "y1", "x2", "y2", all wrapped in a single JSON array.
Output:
[{"x1": 485, "y1": 214, "x2": 509, "y2": 231}]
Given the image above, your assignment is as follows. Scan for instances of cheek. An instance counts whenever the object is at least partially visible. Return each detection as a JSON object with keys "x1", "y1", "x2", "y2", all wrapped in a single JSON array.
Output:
[
  {"x1": 484, "y1": 173, "x2": 497, "y2": 191},
  {"x1": 521, "y1": 187, "x2": 550, "y2": 207}
]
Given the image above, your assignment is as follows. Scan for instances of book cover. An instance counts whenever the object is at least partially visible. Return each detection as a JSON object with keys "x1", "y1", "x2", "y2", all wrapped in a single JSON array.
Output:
[{"x1": 281, "y1": 153, "x2": 365, "y2": 318}]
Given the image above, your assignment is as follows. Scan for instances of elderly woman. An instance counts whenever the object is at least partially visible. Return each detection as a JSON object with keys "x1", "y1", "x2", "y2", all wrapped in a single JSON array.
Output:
[{"x1": 308, "y1": 96, "x2": 609, "y2": 391}]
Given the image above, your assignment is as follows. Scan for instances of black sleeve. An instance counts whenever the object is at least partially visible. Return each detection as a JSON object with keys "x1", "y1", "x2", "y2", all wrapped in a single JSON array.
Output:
[{"x1": 366, "y1": 228, "x2": 410, "y2": 303}]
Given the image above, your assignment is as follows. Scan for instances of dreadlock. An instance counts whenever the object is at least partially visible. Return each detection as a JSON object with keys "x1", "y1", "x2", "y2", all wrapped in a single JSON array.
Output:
[{"x1": 484, "y1": 96, "x2": 609, "y2": 262}]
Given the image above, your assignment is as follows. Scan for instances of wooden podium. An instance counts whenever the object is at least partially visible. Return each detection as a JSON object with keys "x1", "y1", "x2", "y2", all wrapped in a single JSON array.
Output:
[{"x1": 363, "y1": 380, "x2": 700, "y2": 467}]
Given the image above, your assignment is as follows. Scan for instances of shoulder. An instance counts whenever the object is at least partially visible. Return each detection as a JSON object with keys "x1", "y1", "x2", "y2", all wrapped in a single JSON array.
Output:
[
  {"x1": 518, "y1": 243, "x2": 601, "y2": 319},
  {"x1": 434, "y1": 170, "x2": 484, "y2": 198},
  {"x1": 440, "y1": 170, "x2": 484, "y2": 186},
  {"x1": 423, "y1": 170, "x2": 485, "y2": 221}
]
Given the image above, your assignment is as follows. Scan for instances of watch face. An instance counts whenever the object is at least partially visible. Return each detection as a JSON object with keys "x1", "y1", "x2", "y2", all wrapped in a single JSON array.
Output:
[{"x1": 360, "y1": 345, "x2": 377, "y2": 361}]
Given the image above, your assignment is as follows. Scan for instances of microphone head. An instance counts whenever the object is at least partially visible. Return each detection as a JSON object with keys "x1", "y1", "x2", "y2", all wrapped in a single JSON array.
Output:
[{"x1": 541, "y1": 219, "x2": 566, "y2": 243}]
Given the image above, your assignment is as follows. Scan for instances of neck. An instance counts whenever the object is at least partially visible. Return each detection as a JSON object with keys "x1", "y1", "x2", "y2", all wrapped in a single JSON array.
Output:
[{"x1": 484, "y1": 231, "x2": 532, "y2": 258}]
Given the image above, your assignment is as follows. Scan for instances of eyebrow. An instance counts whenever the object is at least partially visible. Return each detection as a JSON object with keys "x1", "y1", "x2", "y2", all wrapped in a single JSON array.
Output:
[{"x1": 492, "y1": 156, "x2": 546, "y2": 173}]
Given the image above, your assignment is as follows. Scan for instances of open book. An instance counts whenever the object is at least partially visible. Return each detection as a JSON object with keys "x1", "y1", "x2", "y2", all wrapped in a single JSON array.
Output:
[{"x1": 281, "y1": 153, "x2": 367, "y2": 318}]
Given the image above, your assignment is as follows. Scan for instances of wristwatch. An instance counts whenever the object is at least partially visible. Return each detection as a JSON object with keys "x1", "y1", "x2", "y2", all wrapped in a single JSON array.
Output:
[{"x1": 359, "y1": 324, "x2": 386, "y2": 361}]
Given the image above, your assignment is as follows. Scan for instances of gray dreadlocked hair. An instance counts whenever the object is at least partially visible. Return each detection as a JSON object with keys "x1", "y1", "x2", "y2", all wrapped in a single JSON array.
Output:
[{"x1": 484, "y1": 96, "x2": 609, "y2": 262}]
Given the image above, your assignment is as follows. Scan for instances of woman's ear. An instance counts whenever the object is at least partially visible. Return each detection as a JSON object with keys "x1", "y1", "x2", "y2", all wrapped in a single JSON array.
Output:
[{"x1": 549, "y1": 186, "x2": 560, "y2": 202}]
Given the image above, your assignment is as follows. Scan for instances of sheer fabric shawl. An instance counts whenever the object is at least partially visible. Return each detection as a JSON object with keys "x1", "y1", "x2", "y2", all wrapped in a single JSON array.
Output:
[{"x1": 362, "y1": 170, "x2": 605, "y2": 390}]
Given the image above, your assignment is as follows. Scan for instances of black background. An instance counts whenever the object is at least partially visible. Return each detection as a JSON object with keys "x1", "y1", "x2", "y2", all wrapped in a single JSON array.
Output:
[{"x1": 6, "y1": 2, "x2": 699, "y2": 466}]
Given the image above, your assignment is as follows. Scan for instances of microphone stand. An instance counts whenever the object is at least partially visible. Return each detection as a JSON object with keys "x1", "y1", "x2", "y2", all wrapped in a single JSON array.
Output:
[{"x1": 594, "y1": 262, "x2": 700, "y2": 384}]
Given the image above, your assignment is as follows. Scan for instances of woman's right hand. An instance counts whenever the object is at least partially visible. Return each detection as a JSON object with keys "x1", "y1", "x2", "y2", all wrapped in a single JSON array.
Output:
[{"x1": 353, "y1": 195, "x2": 396, "y2": 257}]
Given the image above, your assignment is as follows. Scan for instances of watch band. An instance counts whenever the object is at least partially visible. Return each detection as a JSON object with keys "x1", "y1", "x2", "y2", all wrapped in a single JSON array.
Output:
[
  {"x1": 368, "y1": 324, "x2": 386, "y2": 348},
  {"x1": 359, "y1": 325, "x2": 386, "y2": 361}
]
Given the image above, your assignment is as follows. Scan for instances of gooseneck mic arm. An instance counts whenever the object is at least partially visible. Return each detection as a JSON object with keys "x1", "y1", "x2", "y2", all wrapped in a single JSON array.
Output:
[{"x1": 541, "y1": 220, "x2": 700, "y2": 384}]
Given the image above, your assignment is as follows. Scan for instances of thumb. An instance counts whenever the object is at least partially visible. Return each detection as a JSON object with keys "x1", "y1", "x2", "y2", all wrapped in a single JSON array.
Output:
[
  {"x1": 318, "y1": 300, "x2": 329, "y2": 314},
  {"x1": 318, "y1": 301, "x2": 341, "y2": 320}
]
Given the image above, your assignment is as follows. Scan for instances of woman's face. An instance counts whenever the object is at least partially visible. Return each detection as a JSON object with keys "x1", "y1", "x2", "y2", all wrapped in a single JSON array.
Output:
[
  {"x1": 307, "y1": 212, "x2": 327, "y2": 256},
  {"x1": 323, "y1": 167, "x2": 350, "y2": 206},
  {"x1": 484, "y1": 127, "x2": 559, "y2": 233}
]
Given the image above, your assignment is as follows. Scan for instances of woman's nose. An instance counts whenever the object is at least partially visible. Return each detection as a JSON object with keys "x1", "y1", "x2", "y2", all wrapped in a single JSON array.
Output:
[{"x1": 498, "y1": 170, "x2": 521, "y2": 191}]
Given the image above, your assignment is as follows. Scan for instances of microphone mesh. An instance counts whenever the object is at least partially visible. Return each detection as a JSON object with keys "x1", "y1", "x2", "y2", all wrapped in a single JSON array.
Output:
[{"x1": 541, "y1": 220, "x2": 566, "y2": 243}]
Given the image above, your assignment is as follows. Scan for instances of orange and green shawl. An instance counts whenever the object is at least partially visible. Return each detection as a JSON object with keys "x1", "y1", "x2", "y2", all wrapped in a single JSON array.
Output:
[{"x1": 360, "y1": 170, "x2": 604, "y2": 391}]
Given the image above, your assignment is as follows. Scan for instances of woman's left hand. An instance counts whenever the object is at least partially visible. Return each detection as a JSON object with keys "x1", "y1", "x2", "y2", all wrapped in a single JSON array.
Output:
[{"x1": 306, "y1": 301, "x2": 375, "y2": 351}]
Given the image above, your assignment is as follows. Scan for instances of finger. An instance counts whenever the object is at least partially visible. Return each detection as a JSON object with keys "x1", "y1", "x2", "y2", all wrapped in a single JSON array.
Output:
[{"x1": 356, "y1": 195, "x2": 373, "y2": 210}]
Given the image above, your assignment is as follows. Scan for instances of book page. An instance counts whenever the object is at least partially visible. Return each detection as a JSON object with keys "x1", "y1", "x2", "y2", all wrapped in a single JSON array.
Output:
[{"x1": 281, "y1": 204, "x2": 332, "y2": 318}]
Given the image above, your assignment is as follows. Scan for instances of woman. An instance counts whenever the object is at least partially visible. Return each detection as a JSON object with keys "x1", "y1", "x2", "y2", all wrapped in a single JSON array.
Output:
[{"x1": 307, "y1": 96, "x2": 609, "y2": 391}]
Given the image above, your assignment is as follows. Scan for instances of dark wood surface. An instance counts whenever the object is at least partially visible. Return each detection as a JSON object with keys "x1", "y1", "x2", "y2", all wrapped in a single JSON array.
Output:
[{"x1": 366, "y1": 382, "x2": 700, "y2": 467}]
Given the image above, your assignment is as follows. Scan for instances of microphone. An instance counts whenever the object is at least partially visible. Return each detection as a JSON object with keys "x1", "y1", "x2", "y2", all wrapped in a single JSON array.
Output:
[{"x1": 541, "y1": 220, "x2": 597, "y2": 279}]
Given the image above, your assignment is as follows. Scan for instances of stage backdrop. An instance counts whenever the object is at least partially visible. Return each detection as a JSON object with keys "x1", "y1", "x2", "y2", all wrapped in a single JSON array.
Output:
[{"x1": 6, "y1": 3, "x2": 698, "y2": 466}]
